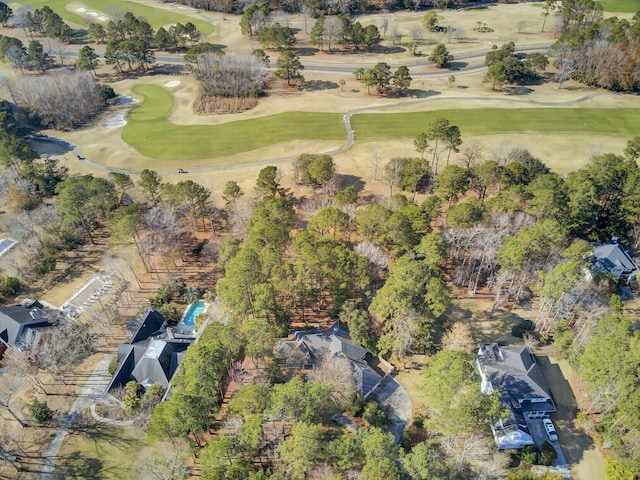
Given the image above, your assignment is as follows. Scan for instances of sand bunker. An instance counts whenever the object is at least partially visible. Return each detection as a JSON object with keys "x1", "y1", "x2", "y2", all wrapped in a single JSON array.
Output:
[
  {"x1": 164, "y1": 80, "x2": 181, "y2": 88},
  {"x1": 98, "y1": 16, "x2": 108, "y2": 21},
  {"x1": 76, "y1": 7, "x2": 87, "y2": 13},
  {"x1": 105, "y1": 112, "x2": 127, "y2": 129},
  {"x1": 88, "y1": 11, "x2": 98, "y2": 17}
]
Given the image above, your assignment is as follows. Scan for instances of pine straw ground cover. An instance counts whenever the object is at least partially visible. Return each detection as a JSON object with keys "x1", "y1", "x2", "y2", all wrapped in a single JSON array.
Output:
[{"x1": 17, "y1": 0, "x2": 214, "y2": 33}]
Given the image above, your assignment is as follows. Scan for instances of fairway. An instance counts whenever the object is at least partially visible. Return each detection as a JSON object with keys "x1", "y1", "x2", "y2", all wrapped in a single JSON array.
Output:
[
  {"x1": 597, "y1": 0, "x2": 640, "y2": 12},
  {"x1": 122, "y1": 85, "x2": 640, "y2": 161},
  {"x1": 122, "y1": 85, "x2": 344, "y2": 161},
  {"x1": 17, "y1": 0, "x2": 214, "y2": 34},
  {"x1": 352, "y1": 108, "x2": 640, "y2": 141}
]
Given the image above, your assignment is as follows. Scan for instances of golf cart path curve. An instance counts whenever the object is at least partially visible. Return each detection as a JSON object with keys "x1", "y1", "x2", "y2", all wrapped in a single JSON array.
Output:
[{"x1": 65, "y1": 90, "x2": 613, "y2": 176}]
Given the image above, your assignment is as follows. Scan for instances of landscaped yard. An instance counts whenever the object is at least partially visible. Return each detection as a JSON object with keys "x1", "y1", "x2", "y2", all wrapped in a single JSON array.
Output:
[
  {"x1": 16, "y1": 0, "x2": 214, "y2": 34},
  {"x1": 56, "y1": 422, "x2": 158, "y2": 479}
]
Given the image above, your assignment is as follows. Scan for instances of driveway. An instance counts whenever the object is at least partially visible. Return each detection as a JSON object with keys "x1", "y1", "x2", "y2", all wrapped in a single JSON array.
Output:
[
  {"x1": 369, "y1": 375, "x2": 412, "y2": 443},
  {"x1": 527, "y1": 417, "x2": 571, "y2": 479}
]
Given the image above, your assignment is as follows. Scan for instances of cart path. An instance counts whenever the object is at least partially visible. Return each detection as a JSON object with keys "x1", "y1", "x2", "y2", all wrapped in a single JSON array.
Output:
[{"x1": 55, "y1": 90, "x2": 614, "y2": 176}]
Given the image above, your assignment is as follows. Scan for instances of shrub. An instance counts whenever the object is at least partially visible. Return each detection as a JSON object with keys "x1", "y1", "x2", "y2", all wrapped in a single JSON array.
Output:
[
  {"x1": 108, "y1": 356, "x2": 119, "y2": 375},
  {"x1": 520, "y1": 445, "x2": 540, "y2": 464},
  {"x1": 0, "y1": 275, "x2": 21, "y2": 303},
  {"x1": 539, "y1": 440, "x2": 558, "y2": 466},
  {"x1": 29, "y1": 398, "x2": 53, "y2": 424},
  {"x1": 362, "y1": 401, "x2": 386, "y2": 428},
  {"x1": 512, "y1": 319, "x2": 535, "y2": 338}
]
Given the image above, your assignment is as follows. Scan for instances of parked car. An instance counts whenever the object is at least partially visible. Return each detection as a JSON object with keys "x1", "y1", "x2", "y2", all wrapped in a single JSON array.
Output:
[{"x1": 543, "y1": 418, "x2": 558, "y2": 441}]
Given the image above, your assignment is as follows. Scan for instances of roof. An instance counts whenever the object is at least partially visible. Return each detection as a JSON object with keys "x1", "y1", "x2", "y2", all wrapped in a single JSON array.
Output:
[
  {"x1": 592, "y1": 241, "x2": 638, "y2": 278},
  {"x1": 130, "y1": 309, "x2": 166, "y2": 343},
  {"x1": 0, "y1": 300, "x2": 57, "y2": 351},
  {"x1": 105, "y1": 310, "x2": 193, "y2": 394},
  {"x1": 477, "y1": 344, "x2": 554, "y2": 410},
  {"x1": 275, "y1": 321, "x2": 381, "y2": 397}
]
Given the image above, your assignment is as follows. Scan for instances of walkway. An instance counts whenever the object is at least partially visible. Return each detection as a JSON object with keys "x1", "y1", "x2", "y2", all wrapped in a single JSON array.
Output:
[{"x1": 40, "y1": 353, "x2": 114, "y2": 480}]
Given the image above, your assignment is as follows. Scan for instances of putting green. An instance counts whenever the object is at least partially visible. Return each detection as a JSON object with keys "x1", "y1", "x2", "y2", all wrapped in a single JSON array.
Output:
[
  {"x1": 122, "y1": 84, "x2": 640, "y2": 162},
  {"x1": 122, "y1": 85, "x2": 344, "y2": 161},
  {"x1": 17, "y1": 0, "x2": 214, "y2": 34},
  {"x1": 351, "y1": 108, "x2": 640, "y2": 141}
]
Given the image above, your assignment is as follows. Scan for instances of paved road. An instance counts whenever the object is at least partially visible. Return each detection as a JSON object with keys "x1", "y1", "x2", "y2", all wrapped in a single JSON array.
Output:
[{"x1": 40, "y1": 354, "x2": 114, "y2": 480}]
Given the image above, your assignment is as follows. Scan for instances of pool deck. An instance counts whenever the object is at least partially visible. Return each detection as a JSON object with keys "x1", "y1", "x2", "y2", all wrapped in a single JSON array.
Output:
[{"x1": 173, "y1": 301, "x2": 209, "y2": 337}]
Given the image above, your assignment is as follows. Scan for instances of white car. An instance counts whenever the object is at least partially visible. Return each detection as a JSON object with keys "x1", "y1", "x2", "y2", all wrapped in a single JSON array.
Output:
[{"x1": 543, "y1": 418, "x2": 558, "y2": 441}]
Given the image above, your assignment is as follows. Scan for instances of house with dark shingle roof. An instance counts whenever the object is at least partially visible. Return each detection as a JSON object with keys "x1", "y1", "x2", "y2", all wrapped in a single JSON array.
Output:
[
  {"x1": 476, "y1": 343, "x2": 556, "y2": 450},
  {"x1": 104, "y1": 309, "x2": 194, "y2": 394},
  {"x1": 0, "y1": 300, "x2": 58, "y2": 358},
  {"x1": 591, "y1": 238, "x2": 639, "y2": 283},
  {"x1": 274, "y1": 321, "x2": 384, "y2": 398}
]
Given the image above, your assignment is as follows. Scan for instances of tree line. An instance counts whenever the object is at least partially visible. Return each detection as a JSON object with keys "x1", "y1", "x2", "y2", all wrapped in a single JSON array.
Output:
[{"x1": 554, "y1": 0, "x2": 640, "y2": 91}]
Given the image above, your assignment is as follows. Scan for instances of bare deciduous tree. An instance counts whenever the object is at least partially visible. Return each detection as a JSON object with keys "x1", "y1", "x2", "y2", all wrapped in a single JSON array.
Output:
[
  {"x1": 139, "y1": 441, "x2": 191, "y2": 480},
  {"x1": 308, "y1": 354, "x2": 357, "y2": 409},
  {"x1": 441, "y1": 322, "x2": 473, "y2": 352},
  {"x1": 11, "y1": 72, "x2": 112, "y2": 130}
]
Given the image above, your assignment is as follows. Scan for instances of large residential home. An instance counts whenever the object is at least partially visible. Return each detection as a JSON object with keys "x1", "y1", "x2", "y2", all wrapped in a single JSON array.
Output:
[
  {"x1": 591, "y1": 238, "x2": 639, "y2": 283},
  {"x1": 0, "y1": 300, "x2": 58, "y2": 358},
  {"x1": 476, "y1": 343, "x2": 556, "y2": 450},
  {"x1": 274, "y1": 321, "x2": 387, "y2": 399},
  {"x1": 104, "y1": 309, "x2": 195, "y2": 394}
]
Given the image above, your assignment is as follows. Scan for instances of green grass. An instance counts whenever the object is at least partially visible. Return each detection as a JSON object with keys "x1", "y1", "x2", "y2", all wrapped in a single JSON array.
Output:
[
  {"x1": 352, "y1": 108, "x2": 640, "y2": 141},
  {"x1": 17, "y1": 0, "x2": 214, "y2": 34},
  {"x1": 597, "y1": 0, "x2": 640, "y2": 13},
  {"x1": 57, "y1": 423, "x2": 153, "y2": 479},
  {"x1": 122, "y1": 84, "x2": 344, "y2": 161},
  {"x1": 123, "y1": 85, "x2": 639, "y2": 161}
]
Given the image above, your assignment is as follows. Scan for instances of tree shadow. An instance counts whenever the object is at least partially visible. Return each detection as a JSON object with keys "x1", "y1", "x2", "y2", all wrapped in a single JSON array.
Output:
[
  {"x1": 373, "y1": 45, "x2": 406, "y2": 55},
  {"x1": 409, "y1": 89, "x2": 441, "y2": 98},
  {"x1": 295, "y1": 47, "x2": 318, "y2": 57},
  {"x1": 301, "y1": 80, "x2": 339, "y2": 91},
  {"x1": 503, "y1": 86, "x2": 534, "y2": 96},
  {"x1": 447, "y1": 61, "x2": 469, "y2": 70},
  {"x1": 58, "y1": 452, "x2": 104, "y2": 479},
  {"x1": 335, "y1": 174, "x2": 365, "y2": 191}
]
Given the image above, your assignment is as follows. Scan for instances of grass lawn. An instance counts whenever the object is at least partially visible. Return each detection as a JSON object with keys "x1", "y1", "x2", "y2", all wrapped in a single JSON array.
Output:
[
  {"x1": 56, "y1": 423, "x2": 154, "y2": 479},
  {"x1": 16, "y1": 0, "x2": 214, "y2": 34},
  {"x1": 122, "y1": 84, "x2": 344, "y2": 161},
  {"x1": 352, "y1": 107, "x2": 640, "y2": 141},
  {"x1": 597, "y1": 0, "x2": 640, "y2": 12}
]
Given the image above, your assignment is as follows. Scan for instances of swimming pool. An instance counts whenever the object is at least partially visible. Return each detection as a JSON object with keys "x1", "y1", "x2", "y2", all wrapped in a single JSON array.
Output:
[{"x1": 182, "y1": 301, "x2": 206, "y2": 326}]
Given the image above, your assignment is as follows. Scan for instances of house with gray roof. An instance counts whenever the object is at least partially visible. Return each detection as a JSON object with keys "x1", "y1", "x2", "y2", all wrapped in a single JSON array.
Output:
[
  {"x1": 591, "y1": 238, "x2": 639, "y2": 283},
  {"x1": 274, "y1": 321, "x2": 384, "y2": 399},
  {"x1": 105, "y1": 309, "x2": 194, "y2": 394},
  {"x1": 476, "y1": 343, "x2": 556, "y2": 450},
  {"x1": 0, "y1": 300, "x2": 58, "y2": 358}
]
